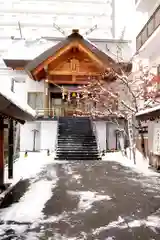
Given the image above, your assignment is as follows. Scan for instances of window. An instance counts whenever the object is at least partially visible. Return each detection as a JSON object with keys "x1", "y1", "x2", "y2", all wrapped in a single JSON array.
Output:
[{"x1": 28, "y1": 92, "x2": 43, "y2": 109}]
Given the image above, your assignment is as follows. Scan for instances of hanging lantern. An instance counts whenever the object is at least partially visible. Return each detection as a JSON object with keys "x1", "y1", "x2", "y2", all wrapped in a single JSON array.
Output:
[{"x1": 72, "y1": 92, "x2": 76, "y2": 97}]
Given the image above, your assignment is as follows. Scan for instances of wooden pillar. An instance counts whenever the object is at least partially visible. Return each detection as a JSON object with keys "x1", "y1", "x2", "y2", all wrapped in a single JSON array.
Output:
[
  {"x1": 44, "y1": 79, "x2": 49, "y2": 117},
  {"x1": 0, "y1": 118, "x2": 4, "y2": 187},
  {"x1": 8, "y1": 119, "x2": 14, "y2": 179}
]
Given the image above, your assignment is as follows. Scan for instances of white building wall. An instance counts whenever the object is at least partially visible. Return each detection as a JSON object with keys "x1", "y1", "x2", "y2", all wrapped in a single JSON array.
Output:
[
  {"x1": 14, "y1": 76, "x2": 44, "y2": 104},
  {"x1": 107, "y1": 122, "x2": 118, "y2": 150},
  {"x1": 25, "y1": 77, "x2": 44, "y2": 92},
  {"x1": 20, "y1": 119, "x2": 125, "y2": 154},
  {"x1": 94, "y1": 120, "x2": 125, "y2": 152},
  {"x1": 20, "y1": 121, "x2": 41, "y2": 151},
  {"x1": 94, "y1": 121, "x2": 106, "y2": 151},
  {"x1": 40, "y1": 121, "x2": 58, "y2": 152}
]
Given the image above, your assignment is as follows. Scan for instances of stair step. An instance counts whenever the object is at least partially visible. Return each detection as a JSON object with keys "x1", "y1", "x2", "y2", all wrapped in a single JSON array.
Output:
[
  {"x1": 56, "y1": 153, "x2": 99, "y2": 157},
  {"x1": 54, "y1": 157, "x2": 101, "y2": 161},
  {"x1": 58, "y1": 136, "x2": 94, "y2": 138},
  {"x1": 56, "y1": 150, "x2": 98, "y2": 152},
  {"x1": 56, "y1": 117, "x2": 100, "y2": 161},
  {"x1": 56, "y1": 152, "x2": 99, "y2": 157},
  {"x1": 57, "y1": 141, "x2": 96, "y2": 143}
]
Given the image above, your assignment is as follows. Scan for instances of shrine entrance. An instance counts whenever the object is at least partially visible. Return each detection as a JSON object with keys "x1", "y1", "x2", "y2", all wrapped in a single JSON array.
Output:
[{"x1": 49, "y1": 86, "x2": 84, "y2": 117}]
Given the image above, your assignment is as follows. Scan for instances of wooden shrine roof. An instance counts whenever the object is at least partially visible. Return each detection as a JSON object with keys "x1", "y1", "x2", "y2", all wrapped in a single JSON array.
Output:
[
  {"x1": 25, "y1": 30, "x2": 116, "y2": 73},
  {"x1": 3, "y1": 30, "x2": 132, "y2": 78},
  {"x1": 0, "y1": 89, "x2": 36, "y2": 124}
]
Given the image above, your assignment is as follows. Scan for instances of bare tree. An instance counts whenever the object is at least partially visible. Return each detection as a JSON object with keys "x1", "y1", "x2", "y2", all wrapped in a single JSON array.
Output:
[{"x1": 69, "y1": 58, "x2": 159, "y2": 161}]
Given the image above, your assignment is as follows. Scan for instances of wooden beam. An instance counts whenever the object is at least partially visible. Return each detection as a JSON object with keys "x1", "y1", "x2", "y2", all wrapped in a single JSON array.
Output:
[
  {"x1": 8, "y1": 119, "x2": 14, "y2": 179},
  {"x1": 44, "y1": 79, "x2": 49, "y2": 117},
  {"x1": 78, "y1": 43, "x2": 106, "y2": 69},
  {"x1": 48, "y1": 80, "x2": 88, "y2": 85},
  {"x1": 0, "y1": 118, "x2": 4, "y2": 187},
  {"x1": 49, "y1": 70, "x2": 100, "y2": 76},
  {"x1": 33, "y1": 41, "x2": 78, "y2": 76},
  {"x1": 14, "y1": 67, "x2": 24, "y2": 70}
]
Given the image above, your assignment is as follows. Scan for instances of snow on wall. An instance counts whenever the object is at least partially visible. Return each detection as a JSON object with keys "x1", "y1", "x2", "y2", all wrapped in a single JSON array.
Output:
[
  {"x1": 20, "y1": 120, "x2": 58, "y2": 152},
  {"x1": 0, "y1": 81, "x2": 36, "y2": 117}
]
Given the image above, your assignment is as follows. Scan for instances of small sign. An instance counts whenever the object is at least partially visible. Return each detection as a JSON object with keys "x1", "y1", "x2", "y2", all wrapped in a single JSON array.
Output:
[
  {"x1": 72, "y1": 92, "x2": 76, "y2": 97},
  {"x1": 153, "y1": 127, "x2": 160, "y2": 155}
]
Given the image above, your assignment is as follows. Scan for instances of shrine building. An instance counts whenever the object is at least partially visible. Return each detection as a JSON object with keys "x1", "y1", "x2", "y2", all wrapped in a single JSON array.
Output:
[{"x1": 3, "y1": 29, "x2": 132, "y2": 153}]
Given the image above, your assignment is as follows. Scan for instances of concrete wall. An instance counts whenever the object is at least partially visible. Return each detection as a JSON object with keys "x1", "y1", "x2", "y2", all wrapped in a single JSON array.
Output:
[
  {"x1": 20, "y1": 119, "x2": 126, "y2": 154},
  {"x1": 20, "y1": 122, "x2": 41, "y2": 152},
  {"x1": 94, "y1": 120, "x2": 125, "y2": 152},
  {"x1": 107, "y1": 122, "x2": 118, "y2": 150},
  {"x1": 40, "y1": 121, "x2": 58, "y2": 152},
  {"x1": 94, "y1": 121, "x2": 106, "y2": 152},
  {"x1": 20, "y1": 120, "x2": 58, "y2": 152}
]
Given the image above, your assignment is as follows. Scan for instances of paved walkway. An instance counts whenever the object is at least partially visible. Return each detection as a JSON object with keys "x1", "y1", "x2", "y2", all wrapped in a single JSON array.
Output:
[{"x1": 0, "y1": 160, "x2": 160, "y2": 239}]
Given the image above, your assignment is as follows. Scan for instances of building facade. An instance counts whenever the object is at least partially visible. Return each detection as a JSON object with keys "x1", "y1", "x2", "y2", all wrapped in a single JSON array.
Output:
[
  {"x1": 136, "y1": 0, "x2": 160, "y2": 64},
  {"x1": 0, "y1": 0, "x2": 134, "y2": 155},
  {"x1": 135, "y1": 0, "x2": 160, "y2": 167},
  {"x1": 1, "y1": 30, "x2": 132, "y2": 154}
]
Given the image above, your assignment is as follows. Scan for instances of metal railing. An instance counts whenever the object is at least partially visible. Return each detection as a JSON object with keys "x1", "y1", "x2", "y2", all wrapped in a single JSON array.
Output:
[
  {"x1": 136, "y1": 3, "x2": 160, "y2": 51},
  {"x1": 35, "y1": 105, "x2": 94, "y2": 118},
  {"x1": 36, "y1": 106, "x2": 78, "y2": 118}
]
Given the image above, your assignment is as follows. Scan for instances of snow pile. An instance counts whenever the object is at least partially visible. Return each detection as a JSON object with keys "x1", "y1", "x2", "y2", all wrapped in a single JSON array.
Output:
[
  {"x1": 0, "y1": 86, "x2": 36, "y2": 117},
  {"x1": 102, "y1": 149, "x2": 158, "y2": 176},
  {"x1": 67, "y1": 190, "x2": 112, "y2": 212},
  {"x1": 4, "y1": 152, "x2": 54, "y2": 184},
  {"x1": 0, "y1": 179, "x2": 55, "y2": 223},
  {"x1": 0, "y1": 152, "x2": 58, "y2": 239},
  {"x1": 0, "y1": 224, "x2": 27, "y2": 237}
]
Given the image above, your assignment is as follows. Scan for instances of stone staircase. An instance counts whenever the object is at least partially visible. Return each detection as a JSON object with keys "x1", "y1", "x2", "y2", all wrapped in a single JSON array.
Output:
[{"x1": 55, "y1": 117, "x2": 101, "y2": 161}]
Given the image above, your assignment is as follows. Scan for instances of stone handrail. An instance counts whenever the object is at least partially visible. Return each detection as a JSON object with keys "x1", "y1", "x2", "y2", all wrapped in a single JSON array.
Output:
[{"x1": 91, "y1": 120, "x2": 101, "y2": 153}]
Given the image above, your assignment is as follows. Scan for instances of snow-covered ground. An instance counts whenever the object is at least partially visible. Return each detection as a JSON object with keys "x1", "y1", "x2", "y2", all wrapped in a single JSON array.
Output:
[
  {"x1": 4, "y1": 151, "x2": 55, "y2": 183},
  {"x1": 0, "y1": 151, "x2": 55, "y2": 200},
  {"x1": 0, "y1": 150, "x2": 160, "y2": 239},
  {"x1": 102, "y1": 148, "x2": 159, "y2": 177},
  {"x1": 2, "y1": 148, "x2": 158, "y2": 195}
]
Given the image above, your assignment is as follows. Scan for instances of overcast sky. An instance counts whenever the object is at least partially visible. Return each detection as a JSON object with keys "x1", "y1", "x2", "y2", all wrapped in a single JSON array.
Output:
[{"x1": 115, "y1": 0, "x2": 147, "y2": 40}]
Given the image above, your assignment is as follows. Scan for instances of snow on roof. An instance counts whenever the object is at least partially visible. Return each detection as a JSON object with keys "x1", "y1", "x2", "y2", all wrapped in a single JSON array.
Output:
[
  {"x1": 0, "y1": 86, "x2": 36, "y2": 120},
  {"x1": 136, "y1": 104, "x2": 160, "y2": 117},
  {"x1": 2, "y1": 38, "x2": 56, "y2": 60}
]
